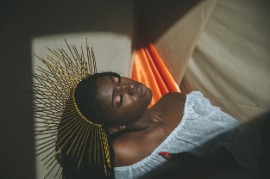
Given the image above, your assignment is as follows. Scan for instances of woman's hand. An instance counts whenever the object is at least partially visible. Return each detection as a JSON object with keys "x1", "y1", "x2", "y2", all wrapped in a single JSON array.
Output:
[
  {"x1": 159, "y1": 151, "x2": 201, "y2": 162},
  {"x1": 158, "y1": 149, "x2": 240, "y2": 179}
]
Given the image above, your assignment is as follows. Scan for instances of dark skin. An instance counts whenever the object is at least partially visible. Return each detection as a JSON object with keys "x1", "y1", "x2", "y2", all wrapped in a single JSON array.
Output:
[
  {"x1": 95, "y1": 75, "x2": 186, "y2": 166},
  {"x1": 95, "y1": 75, "x2": 241, "y2": 178},
  {"x1": 112, "y1": 92, "x2": 186, "y2": 166}
]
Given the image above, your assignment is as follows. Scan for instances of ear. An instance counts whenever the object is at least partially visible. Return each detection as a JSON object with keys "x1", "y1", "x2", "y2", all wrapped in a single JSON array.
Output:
[{"x1": 108, "y1": 125, "x2": 126, "y2": 134}]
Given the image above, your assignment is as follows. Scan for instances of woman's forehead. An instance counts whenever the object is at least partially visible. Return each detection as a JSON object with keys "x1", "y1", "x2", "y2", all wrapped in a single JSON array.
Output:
[{"x1": 95, "y1": 76, "x2": 114, "y2": 107}]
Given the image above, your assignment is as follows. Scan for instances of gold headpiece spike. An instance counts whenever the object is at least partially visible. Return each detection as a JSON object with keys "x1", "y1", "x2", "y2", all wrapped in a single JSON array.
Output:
[
  {"x1": 91, "y1": 47, "x2": 97, "y2": 74},
  {"x1": 54, "y1": 165, "x2": 62, "y2": 179},
  {"x1": 57, "y1": 119, "x2": 83, "y2": 154},
  {"x1": 37, "y1": 57, "x2": 67, "y2": 86},
  {"x1": 64, "y1": 40, "x2": 79, "y2": 73},
  {"x1": 71, "y1": 45, "x2": 82, "y2": 80},
  {"x1": 34, "y1": 39, "x2": 111, "y2": 178},
  {"x1": 78, "y1": 124, "x2": 91, "y2": 166},
  {"x1": 80, "y1": 46, "x2": 86, "y2": 77},
  {"x1": 58, "y1": 47, "x2": 78, "y2": 80},
  {"x1": 67, "y1": 121, "x2": 85, "y2": 156},
  {"x1": 89, "y1": 123, "x2": 95, "y2": 162},
  {"x1": 45, "y1": 52, "x2": 76, "y2": 87},
  {"x1": 86, "y1": 41, "x2": 92, "y2": 75},
  {"x1": 75, "y1": 124, "x2": 87, "y2": 159}
]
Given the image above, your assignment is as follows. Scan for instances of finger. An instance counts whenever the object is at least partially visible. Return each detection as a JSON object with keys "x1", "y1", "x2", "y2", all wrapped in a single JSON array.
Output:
[
  {"x1": 159, "y1": 152, "x2": 195, "y2": 161},
  {"x1": 158, "y1": 152, "x2": 172, "y2": 159}
]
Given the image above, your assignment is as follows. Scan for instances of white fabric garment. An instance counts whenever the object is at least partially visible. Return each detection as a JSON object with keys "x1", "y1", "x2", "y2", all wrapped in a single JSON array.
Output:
[{"x1": 114, "y1": 91, "x2": 262, "y2": 179}]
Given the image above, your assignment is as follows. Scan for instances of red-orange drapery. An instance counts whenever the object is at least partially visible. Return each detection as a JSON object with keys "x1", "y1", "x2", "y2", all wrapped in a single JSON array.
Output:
[{"x1": 132, "y1": 30, "x2": 180, "y2": 107}]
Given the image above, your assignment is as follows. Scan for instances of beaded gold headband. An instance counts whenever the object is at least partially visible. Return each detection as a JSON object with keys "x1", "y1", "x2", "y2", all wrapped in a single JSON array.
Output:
[{"x1": 34, "y1": 40, "x2": 111, "y2": 178}]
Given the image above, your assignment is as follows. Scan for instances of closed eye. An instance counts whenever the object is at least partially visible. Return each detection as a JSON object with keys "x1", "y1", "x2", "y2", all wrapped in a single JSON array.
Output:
[
  {"x1": 110, "y1": 75, "x2": 122, "y2": 107},
  {"x1": 115, "y1": 91, "x2": 123, "y2": 107}
]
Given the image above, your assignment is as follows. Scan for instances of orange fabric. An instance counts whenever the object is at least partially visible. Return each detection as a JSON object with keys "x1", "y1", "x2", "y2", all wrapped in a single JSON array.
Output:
[{"x1": 132, "y1": 30, "x2": 180, "y2": 107}]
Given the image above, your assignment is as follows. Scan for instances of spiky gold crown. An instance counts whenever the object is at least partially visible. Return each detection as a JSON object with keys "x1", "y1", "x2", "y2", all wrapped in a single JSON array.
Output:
[{"x1": 34, "y1": 40, "x2": 111, "y2": 178}]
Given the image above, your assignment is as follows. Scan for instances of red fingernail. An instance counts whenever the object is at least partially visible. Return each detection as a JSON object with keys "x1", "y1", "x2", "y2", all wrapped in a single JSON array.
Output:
[{"x1": 158, "y1": 152, "x2": 171, "y2": 158}]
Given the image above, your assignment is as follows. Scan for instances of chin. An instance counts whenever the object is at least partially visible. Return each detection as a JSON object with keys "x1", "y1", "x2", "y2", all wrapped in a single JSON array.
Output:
[
  {"x1": 145, "y1": 86, "x2": 152, "y2": 96},
  {"x1": 147, "y1": 89, "x2": 153, "y2": 103}
]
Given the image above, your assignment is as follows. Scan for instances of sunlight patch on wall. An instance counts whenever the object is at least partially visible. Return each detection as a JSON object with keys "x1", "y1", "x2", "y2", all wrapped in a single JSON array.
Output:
[{"x1": 32, "y1": 32, "x2": 132, "y2": 179}]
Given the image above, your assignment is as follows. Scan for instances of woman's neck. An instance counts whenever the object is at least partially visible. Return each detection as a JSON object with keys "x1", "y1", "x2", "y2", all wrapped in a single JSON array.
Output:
[
  {"x1": 112, "y1": 93, "x2": 186, "y2": 166},
  {"x1": 124, "y1": 108, "x2": 163, "y2": 132},
  {"x1": 120, "y1": 93, "x2": 186, "y2": 133}
]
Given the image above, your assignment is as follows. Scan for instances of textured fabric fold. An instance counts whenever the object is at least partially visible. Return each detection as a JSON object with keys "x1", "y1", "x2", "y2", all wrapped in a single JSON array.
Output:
[
  {"x1": 132, "y1": 28, "x2": 180, "y2": 107},
  {"x1": 114, "y1": 91, "x2": 262, "y2": 179}
]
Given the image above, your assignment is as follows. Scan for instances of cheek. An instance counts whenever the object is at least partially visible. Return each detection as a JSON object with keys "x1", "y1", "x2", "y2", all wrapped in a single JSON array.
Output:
[
  {"x1": 123, "y1": 95, "x2": 136, "y2": 106},
  {"x1": 123, "y1": 97, "x2": 146, "y2": 116},
  {"x1": 105, "y1": 95, "x2": 150, "y2": 124},
  {"x1": 123, "y1": 95, "x2": 142, "y2": 110}
]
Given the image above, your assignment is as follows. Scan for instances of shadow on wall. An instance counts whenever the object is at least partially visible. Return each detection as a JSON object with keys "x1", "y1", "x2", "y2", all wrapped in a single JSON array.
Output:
[
  {"x1": 137, "y1": 0, "x2": 202, "y2": 44},
  {"x1": 0, "y1": 0, "x2": 204, "y2": 178},
  {"x1": 0, "y1": 0, "x2": 133, "y2": 179}
]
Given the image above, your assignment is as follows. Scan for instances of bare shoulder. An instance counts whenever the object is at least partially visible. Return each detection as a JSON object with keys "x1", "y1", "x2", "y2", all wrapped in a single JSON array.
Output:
[
  {"x1": 112, "y1": 92, "x2": 187, "y2": 167},
  {"x1": 112, "y1": 133, "x2": 149, "y2": 167},
  {"x1": 112, "y1": 129, "x2": 169, "y2": 167},
  {"x1": 163, "y1": 92, "x2": 186, "y2": 100},
  {"x1": 152, "y1": 92, "x2": 186, "y2": 111}
]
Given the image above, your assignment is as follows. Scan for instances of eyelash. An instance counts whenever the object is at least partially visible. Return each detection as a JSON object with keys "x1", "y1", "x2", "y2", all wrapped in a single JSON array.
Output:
[
  {"x1": 114, "y1": 76, "x2": 122, "y2": 106},
  {"x1": 115, "y1": 92, "x2": 122, "y2": 106}
]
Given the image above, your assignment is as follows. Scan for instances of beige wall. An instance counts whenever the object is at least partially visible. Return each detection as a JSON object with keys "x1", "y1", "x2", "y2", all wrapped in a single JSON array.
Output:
[
  {"x1": 181, "y1": 0, "x2": 270, "y2": 131},
  {"x1": 137, "y1": 0, "x2": 218, "y2": 84}
]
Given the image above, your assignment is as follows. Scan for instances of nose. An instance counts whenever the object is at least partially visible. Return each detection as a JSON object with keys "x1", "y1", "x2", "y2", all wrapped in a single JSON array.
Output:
[{"x1": 118, "y1": 83, "x2": 136, "y2": 95}]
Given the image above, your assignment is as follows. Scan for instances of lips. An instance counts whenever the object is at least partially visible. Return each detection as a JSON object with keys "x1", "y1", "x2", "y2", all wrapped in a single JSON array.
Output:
[{"x1": 138, "y1": 84, "x2": 146, "y2": 97}]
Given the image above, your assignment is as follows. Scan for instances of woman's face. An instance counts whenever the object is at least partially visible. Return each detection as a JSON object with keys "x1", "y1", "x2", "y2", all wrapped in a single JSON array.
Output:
[{"x1": 95, "y1": 75, "x2": 152, "y2": 125}]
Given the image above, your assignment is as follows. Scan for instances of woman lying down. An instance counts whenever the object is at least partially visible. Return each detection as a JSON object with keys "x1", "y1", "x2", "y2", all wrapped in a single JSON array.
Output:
[{"x1": 35, "y1": 46, "x2": 262, "y2": 179}]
